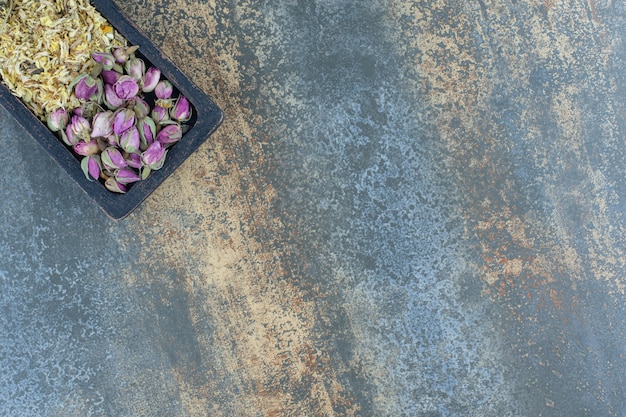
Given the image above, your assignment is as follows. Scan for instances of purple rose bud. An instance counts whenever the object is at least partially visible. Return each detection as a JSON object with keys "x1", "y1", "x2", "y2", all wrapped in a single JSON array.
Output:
[
  {"x1": 101, "y1": 147, "x2": 128, "y2": 170},
  {"x1": 142, "y1": 67, "x2": 161, "y2": 93},
  {"x1": 73, "y1": 75, "x2": 99, "y2": 100},
  {"x1": 81, "y1": 155, "x2": 101, "y2": 181},
  {"x1": 126, "y1": 152, "x2": 142, "y2": 169},
  {"x1": 92, "y1": 51, "x2": 116, "y2": 70},
  {"x1": 155, "y1": 80, "x2": 173, "y2": 99},
  {"x1": 138, "y1": 117, "x2": 156, "y2": 150},
  {"x1": 115, "y1": 167, "x2": 142, "y2": 184},
  {"x1": 130, "y1": 97, "x2": 151, "y2": 119},
  {"x1": 120, "y1": 126, "x2": 140, "y2": 153},
  {"x1": 105, "y1": 177, "x2": 127, "y2": 193},
  {"x1": 170, "y1": 96, "x2": 192, "y2": 122},
  {"x1": 47, "y1": 108, "x2": 69, "y2": 132},
  {"x1": 73, "y1": 140, "x2": 100, "y2": 156},
  {"x1": 156, "y1": 123, "x2": 183, "y2": 146},
  {"x1": 104, "y1": 84, "x2": 124, "y2": 109},
  {"x1": 101, "y1": 69, "x2": 121, "y2": 85},
  {"x1": 125, "y1": 57, "x2": 145, "y2": 79},
  {"x1": 114, "y1": 75, "x2": 139, "y2": 100},
  {"x1": 90, "y1": 111, "x2": 114, "y2": 138},
  {"x1": 151, "y1": 105, "x2": 169, "y2": 124},
  {"x1": 113, "y1": 108, "x2": 135, "y2": 135},
  {"x1": 61, "y1": 125, "x2": 79, "y2": 146},
  {"x1": 141, "y1": 141, "x2": 167, "y2": 170}
]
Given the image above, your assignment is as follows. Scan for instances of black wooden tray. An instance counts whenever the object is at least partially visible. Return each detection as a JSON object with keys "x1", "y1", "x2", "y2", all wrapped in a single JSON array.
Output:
[{"x1": 0, "y1": 1, "x2": 223, "y2": 219}]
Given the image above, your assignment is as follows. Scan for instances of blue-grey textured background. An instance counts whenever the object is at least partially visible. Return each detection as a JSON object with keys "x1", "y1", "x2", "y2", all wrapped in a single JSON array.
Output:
[{"x1": 2, "y1": 0, "x2": 626, "y2": 415}]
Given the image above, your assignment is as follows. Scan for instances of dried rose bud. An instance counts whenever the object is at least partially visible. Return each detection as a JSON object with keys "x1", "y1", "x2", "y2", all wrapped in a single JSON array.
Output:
[
  {"x1": 130, "y1": 97, "x2": 151, "y2": 119},
  {"x1": 72, "y1": 74, "x2": 99, "y2": 101},
  {"x1": 47, "y1": 108, "x2": 69, "y2": 132},
  {"x1": 126, "y1": 152, "x2": 142, "y2": 169},
  {"x1": 101, "y1": 69, "x2": 121, "y2": 85},
  {"x1": 105, "y1": 177, "x2": 127, "y2": 193},
  {"x1": 92, "y1": 52, "x2": 116, "y2": 70},
  {"x1": 112, "y1": 45, "x2": 139, "y2": 64},
  {"x1": 151, "y1": 105, "x2": 169, "y2": 124},
  {"x1": 156, "y1": 124, "x2": 183, "y2": 146},
  {"x1": 81, "y1": 155, "x2": 101, "y2": 181},
  {"x1": 70, "y1": 115, "x2": 91, "y2": 140},
  {"x1": 73, "y1": 140, "x2": 100, "y2": 156},
  {"x1": 141, "y1": 141, "x2": 167, "y2": 170},
  {"x1": 104, "y1": 84, "x2": 124, "y2": 109},
  {"x1": 115, "y1": 168, "x2": 142, "y2": 185},
  {"x1": 142, "y1": 67, "x2": 161, "y2": 93},
  {"x1": 114, "y1": 75, "x2": 140, "y2": 100},
  {"x1": 155, "y1": 80, "x2": 173, "y2": 99},
  {"x1": 170, "y1": 96, "x2": 192, "y2": 122},
  {"x1": 120, "y1": 126, "x2": 141, "y2": 153},
  {"x1": 138, "y1": 117, "x2": 156, "y2": 150},
  {"x1": 91, "y1": 111, "x2": 114, "y2": 138},
  {"x1": 101, "y1": 147, "x2": 128, "y2": 171},
  {"x1": 113, "y1": 108, "x2": 136, "y2": 136},
  {"x1": 60, "y1": 126, "x2": 79, "y2": 146},
  {"x1": 125, "y1": 57, "x2": 146, "y2": 79}
]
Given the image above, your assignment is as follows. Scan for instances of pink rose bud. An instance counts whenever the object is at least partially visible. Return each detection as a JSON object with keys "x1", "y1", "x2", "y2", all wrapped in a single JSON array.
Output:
[
  {"x1": 113, "y1": 108, "x2": 135, "y2": 135},
  {"x1": 120, "y1": 126, "x2": 140, "y2": 153},
  {"x1": 105, "y1": 177, "x2": 127, "y2": 193},
  {"x1": 92, "y1": 51, "x2": 116, "y2": 70},
  {"x1": 142, "y1": 67, "x2": 161, "y2": 93},
  {"x1": 104, "y1": 84, "x2": 124, "y2": 109},
  {"x1": 101, "y1": 69, "x2": 121, "y2": 85},
  {"x1": 156, "y1": 123, "x2": 183, "y2": 146},
  {"x1": 138, "y1": 117, "x2": 156, "y2": 149},
  {"x1": 101, "y1": 147, "x2": 128, "y2": 170},
  {"x1": 64, "y1": 123, "x2": 81, "y2": 145},
  {"x1": 170, "y1": 96, "x2": 192, "y2": 122},
  {"x1": 73, "y1": 75, "x2": 99, "y2": 100},
  {"x1": 115, "y1": 167, "x2": 142, "y2": 185},
  {"x1": 73, "y1": 140, "x2": 100, "y2": 156},
  {"x1": 151, "y1": 105, "x2": 169, "y2": 124},
  {"x1": 130, "y1": 97, "x2": 151, "y2": 119},
  {"x1": 155, "y1": 80, "x2": 173, "y2": 99},
  {"x1": 47, "y1": 108, "x2": 69, "y2": 132},
  {"x1": 114, "y1": 75, "x2": 139, "y2": 100},
  {"x1": 70, "y1": 115, "x2": 91, "y2": 140},
  {"x1": 126, "y1": 152, "x2": 142, "y2": 169},
  {"x1": 81, "y1": 155, "x2": 101, "y2": 181},
  {"x1": 125, "y1": 57, "x2": 145, "y2": 79},
  {"x1": 90, "y1": 111, "x2": 114, "y2": 138},
  {"x1": 141, "y1": 141, "x2": 166, "y2": 170}
]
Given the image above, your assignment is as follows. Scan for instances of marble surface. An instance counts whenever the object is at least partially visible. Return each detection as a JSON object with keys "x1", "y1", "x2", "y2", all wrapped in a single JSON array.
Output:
[{"x1": 2, "y1": 0, "x2": 626, "y2": 415}]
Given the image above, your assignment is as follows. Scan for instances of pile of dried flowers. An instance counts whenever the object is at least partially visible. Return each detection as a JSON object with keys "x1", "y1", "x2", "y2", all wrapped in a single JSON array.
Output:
[
  {"x1": 0, "y1": 1, "x2": 194, "y2": 193},
  {"x1": 0, "y1": 0, "x2": 125, "y2": 118},
  {"x1": 47, "y1": 47, "x2": 193, "y2": 193}
]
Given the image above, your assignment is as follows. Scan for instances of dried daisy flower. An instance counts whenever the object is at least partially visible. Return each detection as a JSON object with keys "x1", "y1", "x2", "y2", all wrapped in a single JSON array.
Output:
[{"x1": 0, "y1": 0, "x2": 126, "y2": 119}]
